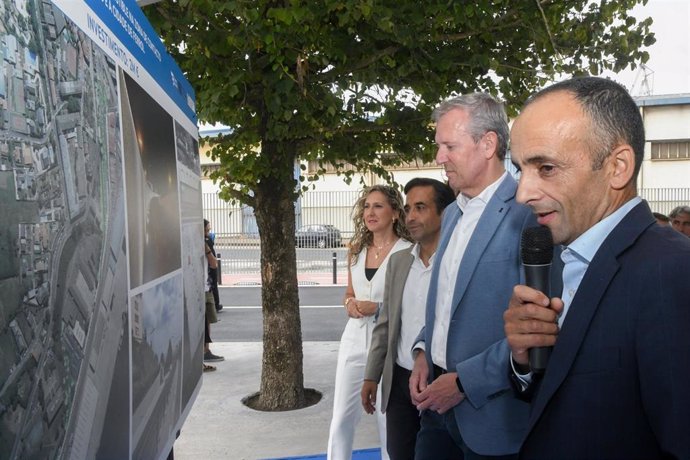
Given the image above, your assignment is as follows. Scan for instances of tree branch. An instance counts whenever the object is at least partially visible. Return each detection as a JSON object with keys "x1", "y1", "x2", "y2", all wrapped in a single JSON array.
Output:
[{"x1": 534, "y1": 0, "x2": 561, "y2": 60}]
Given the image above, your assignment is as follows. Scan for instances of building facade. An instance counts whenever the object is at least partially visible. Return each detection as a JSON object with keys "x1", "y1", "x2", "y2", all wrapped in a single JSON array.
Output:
[{"x1": 199, "y1": 94, "x2": 690, "y2": 236}]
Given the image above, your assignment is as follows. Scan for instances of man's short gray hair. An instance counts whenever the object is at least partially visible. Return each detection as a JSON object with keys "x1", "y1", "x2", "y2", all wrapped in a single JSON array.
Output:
[
  {"x1": 669, "y1": 205, "x2": 690, "y2": 219},
  {"x1": 432, "y1": 92, "x2": 509, "y2": 160}
]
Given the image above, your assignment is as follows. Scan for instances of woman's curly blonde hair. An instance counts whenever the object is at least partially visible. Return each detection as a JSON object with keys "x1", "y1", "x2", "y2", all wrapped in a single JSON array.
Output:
[{"x1": 348, "y1": 185, "x2": 411, "y2": 264}]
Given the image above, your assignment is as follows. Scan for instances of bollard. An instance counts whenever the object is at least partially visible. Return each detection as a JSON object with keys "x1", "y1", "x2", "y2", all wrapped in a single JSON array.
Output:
[
  {"x1": 332, "y1": 252, "x2": 337, "y2": 285},
  {"x1": 216, "y1": 252, "x2": 222, "y2": 285}
]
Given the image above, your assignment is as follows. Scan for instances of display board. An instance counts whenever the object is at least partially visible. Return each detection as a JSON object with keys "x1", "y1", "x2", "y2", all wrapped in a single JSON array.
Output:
[{"x1": 0, "y1": 1, "x2": 202, "y2": 458}]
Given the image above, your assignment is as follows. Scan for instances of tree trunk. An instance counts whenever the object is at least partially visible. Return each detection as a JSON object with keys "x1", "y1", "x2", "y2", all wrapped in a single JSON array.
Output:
[{"x1": 252, "y1": 143, "x2": 305, "y2": 410}]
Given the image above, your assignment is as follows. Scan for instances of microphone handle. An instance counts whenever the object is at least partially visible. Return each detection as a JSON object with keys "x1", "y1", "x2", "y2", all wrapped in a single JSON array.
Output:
[{"x1": 523, "y1": 264, "x2": 552, "y2": 374}]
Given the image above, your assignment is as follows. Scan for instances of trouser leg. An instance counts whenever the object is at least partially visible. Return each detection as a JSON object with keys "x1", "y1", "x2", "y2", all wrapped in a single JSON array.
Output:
[{"x1": 386, "y1": 364, "x2": 420, "y2": 460}]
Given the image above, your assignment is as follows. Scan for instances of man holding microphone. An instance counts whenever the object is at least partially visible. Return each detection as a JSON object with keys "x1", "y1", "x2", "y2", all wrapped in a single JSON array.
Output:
[{"x1": 505, "y1": 76, "x2": 690, "y2": 459}]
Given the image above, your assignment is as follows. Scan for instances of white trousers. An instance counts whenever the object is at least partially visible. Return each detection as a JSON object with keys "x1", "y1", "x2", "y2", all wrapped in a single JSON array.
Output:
[{"x1": 327, "y1": 317, "x2": 389, "y2": 460}]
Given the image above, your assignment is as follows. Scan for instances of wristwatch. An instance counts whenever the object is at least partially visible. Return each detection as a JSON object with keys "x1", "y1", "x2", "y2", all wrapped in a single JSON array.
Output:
[{"x1": 456, "y1": 376, "x2": 465, "y2": 393}]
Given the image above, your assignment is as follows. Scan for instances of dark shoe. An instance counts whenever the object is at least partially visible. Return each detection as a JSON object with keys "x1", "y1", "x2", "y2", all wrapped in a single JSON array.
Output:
[
  {"x1": 203, "y1": 363, "x2": 216, "y2": 372},
  {"x1": 204, "y1": 351, "x2": 225, "y2": 362},
  {"x1": 215, "y1": 304, "x2": 223, "y2": 312}
]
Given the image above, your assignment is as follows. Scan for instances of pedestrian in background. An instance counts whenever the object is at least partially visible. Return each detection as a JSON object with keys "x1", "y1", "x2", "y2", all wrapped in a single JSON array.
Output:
[
  {"x1": 204, "y1": 219, "x2": 223, "y2": 312},
  {"x1": 669, "y1": 205, "x2": 690, "y2": 236},
  {"x1": 204, "y1": 220, "x2": 224, "y2": 370}
]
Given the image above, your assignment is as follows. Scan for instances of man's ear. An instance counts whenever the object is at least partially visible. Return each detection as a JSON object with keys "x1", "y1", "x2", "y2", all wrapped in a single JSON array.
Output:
[
  {"x1": 482, "y1": 131, "x2": 499, "y2": 159},
  {"x1": 608, "y1": 144, "x2": 635, "y2": 190}
]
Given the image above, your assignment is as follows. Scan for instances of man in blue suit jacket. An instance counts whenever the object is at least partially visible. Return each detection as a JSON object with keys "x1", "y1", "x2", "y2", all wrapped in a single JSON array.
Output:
[
  {"x1": 505, "y1": 76, "x2": 690, "y2": 459},
  {"x1": 409, "y1": 93, "x2": 536, "y2": 459}
]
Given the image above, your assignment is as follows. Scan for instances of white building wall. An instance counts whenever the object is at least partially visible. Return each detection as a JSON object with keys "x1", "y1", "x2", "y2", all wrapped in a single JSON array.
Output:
[
  {"x1": 304, "y1": 166, "x2": 445, "y2": 193},
  {"x1": 639, "y1": 101, "x2": 690, "y2": 189}
]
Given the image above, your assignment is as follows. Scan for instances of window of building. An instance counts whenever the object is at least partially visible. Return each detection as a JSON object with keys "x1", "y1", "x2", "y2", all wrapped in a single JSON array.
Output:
[{"x1": 651, "y1": 140, "x2": 690, "y2": 160}]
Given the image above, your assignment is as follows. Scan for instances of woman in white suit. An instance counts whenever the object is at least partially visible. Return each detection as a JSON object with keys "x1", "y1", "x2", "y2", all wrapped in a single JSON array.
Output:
[{"x1": 328, "y1": 185, "x2": 412, "y2": 460}]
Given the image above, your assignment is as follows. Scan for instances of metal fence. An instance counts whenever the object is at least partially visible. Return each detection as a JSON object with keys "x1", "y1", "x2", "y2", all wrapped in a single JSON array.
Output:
[
  {"x1": 203, "y1": 191, "x2": 360, "y2": 241},
  {"x1": 639, "y1": 188, "x2": 690, "y2": 216},
  {"x1": 204, "y1": 187, "x2": 690, "y2": 286}
]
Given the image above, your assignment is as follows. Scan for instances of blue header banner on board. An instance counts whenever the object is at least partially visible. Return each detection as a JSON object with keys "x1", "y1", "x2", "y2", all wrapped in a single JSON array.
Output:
[{"x1": 83, "y1": 0, "x2": 197, "y2": 124}]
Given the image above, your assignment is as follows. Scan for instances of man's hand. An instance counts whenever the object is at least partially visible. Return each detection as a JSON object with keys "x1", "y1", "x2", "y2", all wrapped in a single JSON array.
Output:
[
  {"x1": 409, "y1": 350, "x2": 429, "y2": 406},
  {"x1": 361, "y1": 380, "x2": 378, "y2": 414},
  {"x1": 504, "y1": 284, "x2": 564, "y2": 367},
  {"x1": 414, "y1": 372, "x2": 464, "y2": 414}
]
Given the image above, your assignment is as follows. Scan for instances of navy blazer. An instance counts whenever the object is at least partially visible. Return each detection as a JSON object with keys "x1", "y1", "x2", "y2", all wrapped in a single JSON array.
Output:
[
  {"x1": 420, "y1": 174, "x2": 536, "y2": 456},
  {"x1": 520, "y1": 201, "x2": 690, "y2": 459}
]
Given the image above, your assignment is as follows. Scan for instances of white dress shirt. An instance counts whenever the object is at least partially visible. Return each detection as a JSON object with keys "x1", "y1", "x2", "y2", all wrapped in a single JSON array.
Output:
[
  {"x1": 431, "y1": 172, "x2": 508, "y2": 369},
  {"x1": 396, "y1": 244, "x2": 435, "y2": 370}
]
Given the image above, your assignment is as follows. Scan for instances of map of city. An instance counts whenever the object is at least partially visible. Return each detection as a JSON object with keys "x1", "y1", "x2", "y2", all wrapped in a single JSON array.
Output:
[{"x1": 0, "y1": 1, "x2": 202, "y2": 458}]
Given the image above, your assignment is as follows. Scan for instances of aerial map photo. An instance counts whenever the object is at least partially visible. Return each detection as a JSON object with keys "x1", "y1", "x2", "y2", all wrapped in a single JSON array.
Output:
[{"x1": 0, "y1": 1, "x2": 201, "y2": 459}]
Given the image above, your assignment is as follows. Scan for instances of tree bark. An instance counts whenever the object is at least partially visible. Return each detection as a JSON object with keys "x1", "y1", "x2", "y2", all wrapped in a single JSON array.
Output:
[{"x1": 252, "y1": 142, "x2": 305, "y2": 410}]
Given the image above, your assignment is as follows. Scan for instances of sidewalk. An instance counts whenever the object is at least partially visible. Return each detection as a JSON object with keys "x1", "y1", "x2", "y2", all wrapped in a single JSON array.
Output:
[
  {"x1": 172, "y1": 342, "x2": 383, "y2": 460},
  {"x1": 221, "y1": 273, "x2": 348, "y2": 287}
]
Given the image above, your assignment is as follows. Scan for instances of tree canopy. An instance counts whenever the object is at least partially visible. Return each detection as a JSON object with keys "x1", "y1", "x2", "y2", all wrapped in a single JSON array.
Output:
[{"x1": 145, "y1": 0, "x2": 653, "y2": 201}]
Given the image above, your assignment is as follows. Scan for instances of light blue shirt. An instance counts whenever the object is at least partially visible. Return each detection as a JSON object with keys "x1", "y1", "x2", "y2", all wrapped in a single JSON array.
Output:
[
  {"x1": 557, "y1": 196, "x2": 642, "y2": 326},
  {"x1": 514, "y1": 197, "x2": 642, "y2": 380}
]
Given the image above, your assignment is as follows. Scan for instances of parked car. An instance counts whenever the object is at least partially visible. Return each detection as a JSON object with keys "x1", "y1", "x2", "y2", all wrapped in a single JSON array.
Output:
[{"x1": 295, "y1": 224, "x2": 342, "y2": 248}]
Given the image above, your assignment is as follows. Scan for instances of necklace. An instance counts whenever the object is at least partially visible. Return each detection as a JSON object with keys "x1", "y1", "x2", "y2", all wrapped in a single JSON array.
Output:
[{"x1": 373, "y1": 240, "x2": 393, "y2": 260}]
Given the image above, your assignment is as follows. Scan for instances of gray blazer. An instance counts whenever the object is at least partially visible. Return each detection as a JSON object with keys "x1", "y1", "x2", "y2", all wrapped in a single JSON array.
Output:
[
  {"x1": 364, "y1": 246, "x2": 416, "y2": 412},
  {"x1": 419, "y1": 174, "x2": 534, "y2": 456}
]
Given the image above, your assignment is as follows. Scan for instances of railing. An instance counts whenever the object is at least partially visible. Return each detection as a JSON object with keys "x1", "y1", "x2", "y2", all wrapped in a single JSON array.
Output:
[
  {"x1": 639, "y1": 188, "x2": 690, "y2": 216},
  {"x1": 204, "y1": 188, "x2": 690, "y2": 286},
  {"x1": 202, "y1": 190, "x2": 360, "y2": 240},
  {"x1": 213, "y1": 243, "x2": 349, "y2": 286}
]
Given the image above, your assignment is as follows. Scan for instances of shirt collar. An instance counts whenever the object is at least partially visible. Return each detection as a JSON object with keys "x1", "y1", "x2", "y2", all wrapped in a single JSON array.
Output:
[
  {"x1": 411, "y1": 243, "x2": 436, "y2": 267},
  {"x1": 456, "y1": 171, "x2": 508, "y2": 212},
  {"x1": 564, "y1": 196, "x2": 642, "y2": 263}
]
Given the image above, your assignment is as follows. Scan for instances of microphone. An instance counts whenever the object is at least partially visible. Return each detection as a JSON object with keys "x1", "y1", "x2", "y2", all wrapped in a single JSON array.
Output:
[{"x1": 520, "y1": 226, "x2": 554, "y2": 374}]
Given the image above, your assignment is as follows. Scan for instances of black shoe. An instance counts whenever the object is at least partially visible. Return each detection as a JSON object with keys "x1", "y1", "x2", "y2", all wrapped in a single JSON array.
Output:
[
  {"x1": 215, "y1": 304, "x2": 223, "y2": 312},
  {"x1": 204, "y1": 351, "x2": 225, "y2": 362}
]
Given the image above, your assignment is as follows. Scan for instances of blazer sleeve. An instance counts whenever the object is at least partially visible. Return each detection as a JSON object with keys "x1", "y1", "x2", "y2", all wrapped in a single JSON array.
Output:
[
  {"x1": 364, "y1": 256, "x2": 395, "y2": 382},
  {"x1": 636, "y1": 249, "x2": 690, "y2": 458}
]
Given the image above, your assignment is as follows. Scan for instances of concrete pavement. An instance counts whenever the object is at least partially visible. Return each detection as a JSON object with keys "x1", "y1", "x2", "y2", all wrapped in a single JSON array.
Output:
[
  {"x1": 221, "y1": 272, "x2": 348, "y2": 287},
  {"x1": 172, "y1": 341, "x2": 383, "y2": 460}
]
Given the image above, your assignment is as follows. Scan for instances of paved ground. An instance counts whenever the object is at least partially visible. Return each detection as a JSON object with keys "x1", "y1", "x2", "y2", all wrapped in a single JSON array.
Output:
[
  {"x1": 172, "y1": 342, "x2": 383, "y2": 460},
  {"x1": 221, "y1": 272, "x2": 348, "y2": 287}
]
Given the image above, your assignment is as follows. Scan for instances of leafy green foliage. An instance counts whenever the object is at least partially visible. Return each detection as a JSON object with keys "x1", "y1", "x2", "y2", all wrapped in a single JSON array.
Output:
[{"x1": 144, "y1": 0, "x2": 653, "y2": 203}]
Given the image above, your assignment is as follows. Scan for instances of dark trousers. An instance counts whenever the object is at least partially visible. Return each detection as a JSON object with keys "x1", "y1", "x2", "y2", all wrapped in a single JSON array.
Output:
[
  {"x1": 204, "y1": 316, "x2": 211, "y2": 344},
  {"x1": 415, "y1": 400, "x2": 517, "y2": 460},
  {"x1": 386, "y1": 364, "x2": 421, "y2": 460},
  {"x1": 209, "y1": 267, "x2": 221, "y2": 309}
]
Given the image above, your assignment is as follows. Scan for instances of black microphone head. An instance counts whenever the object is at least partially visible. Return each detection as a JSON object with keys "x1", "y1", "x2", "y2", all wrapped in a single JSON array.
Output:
[{"x1": 521, "y1": 226, "x2": 554, "y2": 265}]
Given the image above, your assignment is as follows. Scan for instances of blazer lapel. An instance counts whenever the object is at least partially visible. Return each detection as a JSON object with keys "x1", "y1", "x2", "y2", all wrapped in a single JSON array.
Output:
[
  {"x1": 390, "y1": 249, "x2": 415, "y2": 344},
  {"x1": 450, "y1": 176, "x2": 516, "y2": 316},
  {"x1": 425, "y1": 205, "x2": 461, "y2": 341},
  {"x1": 527, "y1": 201, "x2": 655, "y2": 429}
]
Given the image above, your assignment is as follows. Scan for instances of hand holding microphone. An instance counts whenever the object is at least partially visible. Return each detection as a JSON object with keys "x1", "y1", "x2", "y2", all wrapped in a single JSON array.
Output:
[
  {"x1": 521, "y1": 226, "x2": 555, "y2": 373},
  {"x1": 504, "y1": 226, "x2": 562, "y2": 374}
]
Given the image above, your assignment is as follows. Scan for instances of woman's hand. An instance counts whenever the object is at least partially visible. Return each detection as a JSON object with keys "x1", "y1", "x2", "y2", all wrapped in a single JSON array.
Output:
[
  {"x1": 355, "y1": 300, "x2": 378, "y2": 317},
  {"x1": 344, "y1": 297, "x2": 363, "y2": 318}
]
